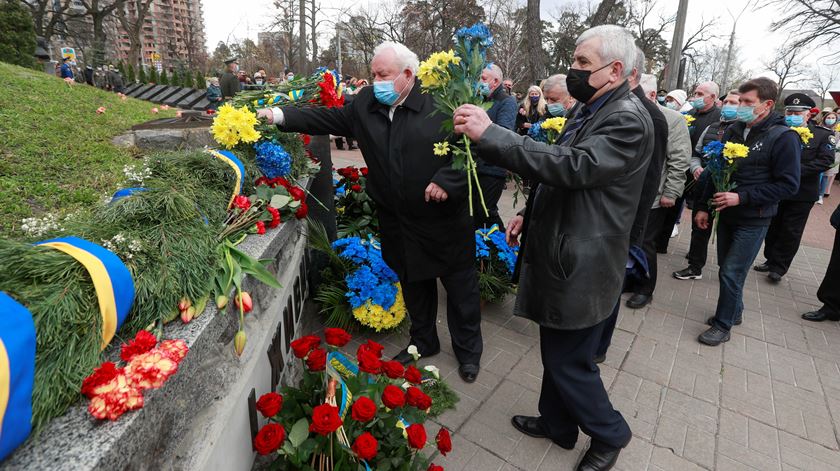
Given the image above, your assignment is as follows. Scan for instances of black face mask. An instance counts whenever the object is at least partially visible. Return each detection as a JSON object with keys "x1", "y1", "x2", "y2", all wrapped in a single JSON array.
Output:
[{"x1": 566, "y1": 61, "x2": 614, "y2": 104}]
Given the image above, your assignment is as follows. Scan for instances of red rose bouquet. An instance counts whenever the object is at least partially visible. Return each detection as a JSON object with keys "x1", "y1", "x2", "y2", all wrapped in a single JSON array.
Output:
[{"x1": 253, "y1": 329, "x2": 456, "y2": 470}]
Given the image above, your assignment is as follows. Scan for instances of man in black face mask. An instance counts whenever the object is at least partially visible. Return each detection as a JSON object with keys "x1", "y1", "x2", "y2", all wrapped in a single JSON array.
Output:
[{"x1": 454, "y1": 25, "x2": 653, "y2": 471}]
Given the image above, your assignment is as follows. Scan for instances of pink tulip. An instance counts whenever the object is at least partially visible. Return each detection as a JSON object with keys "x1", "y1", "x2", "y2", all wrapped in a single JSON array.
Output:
[{"x1": 151, "y1": 107, "x2": 159, "y2": 113}]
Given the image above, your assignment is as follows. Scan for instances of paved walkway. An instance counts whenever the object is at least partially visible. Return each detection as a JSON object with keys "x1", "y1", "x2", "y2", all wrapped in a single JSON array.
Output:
[{"x1": 330, "y1": 145, "x2": 840, "y2": 470}]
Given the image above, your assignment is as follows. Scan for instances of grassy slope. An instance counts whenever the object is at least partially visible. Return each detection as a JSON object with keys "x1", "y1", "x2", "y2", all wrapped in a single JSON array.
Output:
[{"x1": 0, "y1": 62, "x2": 177, "y2": 238}]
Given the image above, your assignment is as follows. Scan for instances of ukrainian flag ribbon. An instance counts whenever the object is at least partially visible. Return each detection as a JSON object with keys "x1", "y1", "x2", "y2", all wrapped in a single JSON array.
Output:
[
  {"x1": 110, "y1": 187, "x2": 148, "y2": 203},
  {"x1": 0, "y1": 292, "x2": 36, "y2": 461},
  {"x1": 35, "y1": 237, "x2": 135, "y2": 350},
  {"x1": 207, "y1": 149, "x2": 246, "y2": 209}
]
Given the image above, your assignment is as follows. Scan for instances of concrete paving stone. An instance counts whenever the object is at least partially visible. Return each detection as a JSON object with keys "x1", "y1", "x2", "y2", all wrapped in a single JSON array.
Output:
[
  {"x1": 660, "y1": 389, "x2": 719, "y2": 434},
  {"x1": 779, "y1": 430, "x2": 840, "y2": 471},
  {"x1": 613, "y1": 437, "x2": 654, "y2": 471},
  {"x1": 721, "y1": 365, "x2": 776, "y2": 425},
  {"x1": 610, "y1": 372, "x2": 664, "y2": 441},
  {"x1": 723, "y1": 333, "x2": 771, "y2": 377},
  {"x1": 505, "y1": 432, "x2": 553, "y2": 470},
  {"x1": 716, "y1": 454, "x2": 770, "y2": 471},
  {"x1": 649, "y1": 445, "x2": 708, "y2": 471},
  {"x1": 772, "y1": 380, "x2": 838, "y2": 449},
  {"x1": 718, "y1": 409, "x2": 782, "y2": 466},
  {"x1": 436, "y1": 393, "x2": 480, "y2": 432},
  {"x1": 767, "y1": 344, "x2": 821, "y2": 393},
  {"x1": 536, "y1": 442, "x2": 588, "y2": 471},
  {"x1": 500, "y1": 315, "x2": 540, "y2": 337},
  {"x1": 653, "y1": 414, "x2": 688, "y2": 455},
  {"x1": 717, "y1": 436, "x2": 782, "y2": 471},
  {"x1": 616, "y1": 304, "x2": 646, "y2": 333},
  {"x1": 462, "y1": 445, "x2": 511, "y2": 471},
  {"x1": 430, "y1": 433, "x2": 481, "y2": 471},
  {"x1": 637, "y1": 308, "x2": 685, "y2": 346},
  {"x1": 506, "y1": 348, "x2": 543, "y2": 393},
  {"x1": 762, "y1": 315, "x2": 810, "y2": 352},
  {"x1": 460, "y1": 418, "x2": 520, "y2": 462},
  {"x1": 600, "y1": 363, "x2": 619, "y2": 390},
  {"x1": 815, "y1": 359, "x2": 840, "y2": 392},
  {"x1": 483, "y1": 347, "x2": 525, "y2": 378},
  {"x1": 622, "y1": 336, "x2": 677, "y2": 386},
  {"x1": 445, "y1": 366, "x2": 503, "y2": 404},
  {"x1": 683, "y1": 426, "x2": 717, "y2": 469}
]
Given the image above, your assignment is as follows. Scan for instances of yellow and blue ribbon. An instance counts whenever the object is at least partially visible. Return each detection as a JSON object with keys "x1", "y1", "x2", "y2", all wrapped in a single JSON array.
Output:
[
  {"x1": 0, "y1": 292, "x2": 36, "y2": 461},
  {"x1": 252, "y1": 90, "x2": 305, "y2": 107},
  {"x1": 35, "y1": 237, "x2": 135, "y2": 350},
  {"x1": 207, "y1": 149, "x2": 246, "y2": 209}
]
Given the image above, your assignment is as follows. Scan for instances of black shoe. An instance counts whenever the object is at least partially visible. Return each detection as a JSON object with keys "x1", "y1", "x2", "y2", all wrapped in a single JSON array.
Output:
[
  {"x1": 348, "y1": 145, "x2": 358, "y2": 150},
  {"x1": 754, "y1": 262, "x2": 770, "y2": 272},
  {"x1": 706, "y1": 316, "x2": 742, "y2": 326},
  {"x1": 684, "y1": 252, "x2": 690, "y2": 259},
  {"x1": 458, "y1": 363, "x2": 479, "y2": 383},
  {"x1": 673, "y1": 267, "x2": 702, "y2": 280},
  {"x1": 510, "y1": 415, "x2": 575, "y2": 450},
  {"x1": 335, "y1": 145, "x2": 345, "y2": 150},
  {"x1": 626, "y1": 293, "x2": 651, "y2": 309},
  {"x1": 768, "y1": 272, "x2": 782, "y2": 283},
  {"x1": 802, "y1": 310, "x2": 840, "y2": 322},
  {"x1": 594, "y1": 354, "x2": 606, "y2": 364},
  {"x1": 392, "y1": 347, "x2": 439, "y2": 366},
  {"x1": 576, "y1": 445, "x2": 622, "y2": 471},
  {"x1": 698, "y1": 326, "x2": 731, "y2": 346}
]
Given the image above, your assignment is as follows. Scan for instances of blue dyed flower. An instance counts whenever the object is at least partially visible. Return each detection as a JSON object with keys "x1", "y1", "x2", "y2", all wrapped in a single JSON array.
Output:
[
  {"x1": 333, "y1": 236, "x2": 400, "y2": 310},
  {"x1": 456, "y1": 23, "x2": 494, "y2": 48},
  {"x1": 528, "y1": 121, "x2": 548, "y2": 143},
  {"x1": 254, "y1": 140, "x2": 292, "y2": 178},
  {"x1": 702, "y1": 140, "x2": 724, "y2": 157}
]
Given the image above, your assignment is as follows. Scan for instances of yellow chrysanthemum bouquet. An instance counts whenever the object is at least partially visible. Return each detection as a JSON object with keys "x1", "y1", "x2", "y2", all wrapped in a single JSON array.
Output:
[
  {"x1": 418, "y1": 23, "x2": 494, "y2": 217},
  {"x1": 210, "y1": 103, "x2": 262, "y2": 149},
  {"x1": 703, "y1": 140, "x2": 750, "y2": 238}
]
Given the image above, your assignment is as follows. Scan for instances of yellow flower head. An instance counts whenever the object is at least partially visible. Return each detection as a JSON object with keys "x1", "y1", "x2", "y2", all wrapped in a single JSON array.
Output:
[
  {"x1": 790, "y1": 126, "x2": 814, "y2": 144},
  {"x1": 417, "y1": 50, "x2": 461, "y2": 89},
  {"x1": 210, "y1": 104, "x2": 262, "y2": 149},
  {"x1": 542, "y1": 117, "x2": 567, "y2": 133},
  {"x1": 723, "y1": 142, "x2": 749, "y2": 160},
  {"x1": 433, "y1": 141, "x2": 451, "y2": 156},
  {"x1": 684, "y1": 114, "x2": 696, "y2": 127},
  {"x1": 351, "y1": 283, "x2": 406, "y2": 331}
]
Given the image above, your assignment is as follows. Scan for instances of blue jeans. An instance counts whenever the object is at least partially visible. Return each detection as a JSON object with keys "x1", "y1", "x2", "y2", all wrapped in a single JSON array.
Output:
[{"x1": 712, "y1": 221, "x2": 768, "y2": 331}]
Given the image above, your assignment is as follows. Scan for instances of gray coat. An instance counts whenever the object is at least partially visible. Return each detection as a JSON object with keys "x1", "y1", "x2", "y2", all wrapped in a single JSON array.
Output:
[
  {"x1": 652, "y1": 104, "x2": 691, "y2": 208},
  {"x1": 476, "y1": 80, "x2": 653, "y2": 330}
]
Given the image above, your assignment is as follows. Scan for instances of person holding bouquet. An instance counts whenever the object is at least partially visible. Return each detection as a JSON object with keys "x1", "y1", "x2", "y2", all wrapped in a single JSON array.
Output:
[
  {"x1": 695, "y1": 78, "x2": 801, "y2": 346},
  {"x1": 255, "y1": 42, "x2": 483, "y2": 383},
  {"x1": 454, "y1": 25, "x2": 652, "y2": 471}
]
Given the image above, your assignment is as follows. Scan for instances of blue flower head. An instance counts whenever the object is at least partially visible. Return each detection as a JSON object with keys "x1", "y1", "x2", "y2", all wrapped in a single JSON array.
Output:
[
  {"x1": 702, "y1": 140, "x2": 724, "y2": 157},
  {"x1": 456, "y1": 23, "x2": 494, "y2": 48},
  {"x1": 528, "y1": 121, "x2": 548, "y2": 143},
  {"x1": 333, "y1": 236, "x2": 400, "y2": 310},
  {"x1": 254, "y1": 140, "x2": 292, "y2": 178}
]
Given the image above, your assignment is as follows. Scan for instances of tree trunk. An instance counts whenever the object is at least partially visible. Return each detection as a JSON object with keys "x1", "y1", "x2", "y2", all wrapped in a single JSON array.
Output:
[
  {"x1": 309, "y1": 0, "x2": 317, "y2": 65},
  {"x1": 525, "y1": 0, "x2": 543, "y2": 86},
  {"x1": 590, "y1": 0, "x2": 618, "y2": 27},
  {"x1": 298, "y1": 0, "x2": 306, "y2": 74},
  {"x1": 92, "y1": 14, "x2": 106, "y2": 66}
]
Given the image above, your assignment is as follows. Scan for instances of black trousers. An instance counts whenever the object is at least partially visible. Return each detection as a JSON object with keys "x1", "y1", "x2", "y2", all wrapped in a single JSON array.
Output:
[
  {"x1": 596, "y1": 301, "x2": 620, "y2": 358},
  {"x1": 473, "y1": 174, "x2": 506, "y2": 230},
  {"x1": 655, "y1": 197, "x2": 684, "y2": 252},
  {"x1": 636, "y1": 207, "x2": 669, "y2": 296},
  {"x1": 763, "y1": 200, "x2": 814, "y2": 276},
  {"x1": 687, "y1": 207, "x2": 713, "y2": 270},
  {"x1": 538, "y1": 317, "x2": 632, "y2": 450},
  {"x1": 401, "y1": 267, "x2": 483, "y2": 365},
  {"x1": 818, "y1": 229, "x2": 840, "y2": 316}
]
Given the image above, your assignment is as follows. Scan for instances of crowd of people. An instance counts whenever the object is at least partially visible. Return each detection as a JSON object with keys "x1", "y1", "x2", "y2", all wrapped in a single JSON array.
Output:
[
  {"x1": 57, "y1": 57, "x2": 127, "y2": 93},
  {"x1": 249, "y1": 24, "x2": 840, "y2": 470}
]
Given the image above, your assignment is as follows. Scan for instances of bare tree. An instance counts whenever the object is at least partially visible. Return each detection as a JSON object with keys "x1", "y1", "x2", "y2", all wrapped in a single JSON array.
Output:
[
  {"x1": 627, "y1": 0, "x2": 675, "y2": 72},
  {"x1": 762, "y1": 0, "x2": 840, "y2": 64},
  {"x1": 22, "y1": 0, "x2": 73, "y2": 43},
  {"x1": 524, "y1": 0, "x2": 543, "y2": 84},
  {"x1": 482, "y1": 0, "x2": 528, "y2": 85},
  {"x1": 589, "y1": 0, "x2": 619, "y2": 27},
  {"x1": 307, "y1": 0, "x2": 324, "y2": 65},
  {"x1": 114, "y1": 0, "x2": 153, "y2": 70},
  {"x1": 68, "y1": 0, "x2": 124, "y2": 66},
  {"x1": 298, "y1": 0, "x2": 307, "y2": 73},
  {"x1": 270, "y1": 0, "x2": 300, "y2": 71},
  {"x1": 810, "y1": 65, "x2": 840, "y2": 108},
  {"x1": 762, "y1": 43, "x2": 806, "y2": 102}
]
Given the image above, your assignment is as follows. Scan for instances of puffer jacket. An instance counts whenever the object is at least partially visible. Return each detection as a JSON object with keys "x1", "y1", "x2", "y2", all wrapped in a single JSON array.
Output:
[{"x1": 475, "y1": 80, "x2": 654, "y2": 330}]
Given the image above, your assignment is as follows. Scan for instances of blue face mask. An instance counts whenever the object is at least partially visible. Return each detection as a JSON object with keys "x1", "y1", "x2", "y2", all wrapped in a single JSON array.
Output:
[
  {"x1": 736, "y1": 105, "x2": 757, "y2": 123},
  {"x1": 826, "y1": 118, "x2": 837, "y2": 127},
  {"x1": 690, "y1": 97, "x2": 705, "y2": 109},
  {"x1": 785, "y1": 114, "x2": 804, "y2": 127},
  {"x1": 657, "y1": 96, "x2": 666, "y2": 104},
  {"x1": 478, "y1": 81, "x2": 491, "y2": 96},
  {"x1": 547, "y1": 103, "x2": 566, "y2": 117},
  {"x1": 665, "y1": 101, "x2": 679, "y2": 110},
  {"x1": 721, "y1": 104, "x2": 738, "y2": 121},
  {"x1": 373, "y1": 80, "x2": 400, "y2": 105}
]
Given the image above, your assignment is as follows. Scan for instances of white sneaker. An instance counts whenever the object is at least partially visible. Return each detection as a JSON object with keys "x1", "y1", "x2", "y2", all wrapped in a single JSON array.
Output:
[
  {"x1": 671, "y1": 225, "x2": 679, "y2": 238},
  {"x1": 817, "y1": 197, "x2": 824, "y2": 205}
]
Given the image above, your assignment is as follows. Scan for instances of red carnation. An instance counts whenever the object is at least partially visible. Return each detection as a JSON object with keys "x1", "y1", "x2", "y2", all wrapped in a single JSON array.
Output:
[
  {"x1": 255, "y1": 221, "x2": 266, "y2": 235},
  {"x1": 233, "y1": 194, "x2": 251, "y2": 210},
  {"x1": 289, "y1": 186, "x2": 306, "y2": 201},
  {"x1": 270, "y1": 177, "x2": 290, "y2": 189},
  {"x1": 357, "y1": 340, "x2": 384, "y2": 358},
  {"x1": 381, "y1": 360, "x2": 405, "y2": 379},
  {"x1": 295, "y1": 202, "x2": 309, "y2": 219},
  {"x1": 404, "y1": 365, "x2": 422, "y2": 384},
  {"x1": 267, "y1": 206, "x2": 281, "y2": 228},
  {"x1": 428, "y1": 465, "x2": 443, "y2": 471},
  {"x1": 406, "y1": 386, "x2": 432, "y2": 410},
  {"x1": 351, "y1": 184, "x2": 362, "y2": 193},
  {"x1": 351, "y1": 396, "x2": 377, "y2": 422},
  {"x1": 436, "y1": 428, "x2": 452, "y2": 456},
  {"x1": 120, "y1": 330, "x2": 158, "y2": 362},
  {"x1": 361, "y1": 167, "x2": 369, "y2": 176},
  {"x1": 306, "y1": 348, "x2": 327, "y2": 372},
  {"x1": 254, "y1": 423, "x2": 285, "y2": 455},
  {"x1": 358, "y1": 349, "x2": 382, "y2": 374},
  {"x1": 255, "y1": 392, "x2": 283, "y2": 418},
  {"x1": 406, "y1": 423, "x2": 427, "y2": 449},
  {"x1": 290, "y1": 335, "x2": 321, "y2": 359},
  {"x1": 324, "y1": 327, "x2": 351, "y2": 347},
  {"x1": 352, "y1": 432, "x2": 378, "y2": 461},
  {"x1": 81, "y1": 362, "x2": 123, "y2": 398},
  {"x1": 309, "y1": 404, "x2": 343, "y2": 435},
  {"x1": 300, "y1": 134, "x2": 311, "y2": 146},
  {"x1": 381, "y1": 385, "x2": 406, "y2": 409},
  {"x1": 349, "y1": 170, "x2": 360, "y2": 182}
]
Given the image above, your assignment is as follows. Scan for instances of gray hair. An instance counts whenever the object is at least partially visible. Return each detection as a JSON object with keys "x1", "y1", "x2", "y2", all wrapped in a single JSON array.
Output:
[
  {"x1": 640, "y1": 74, "x2": 658, "y2": 95},
  {"x1": 541, "y1": 74, "x2": 568, "y2": 94},
  {"x1": 485, "y1": 63, "x2": 503, "y2": 81},
  {"x1": 576, "y1": 25, "x2": 637, "y2": 78},
  {"x1": 373, "y1": 41, "x2": 419, "y2": 74},
  {"x1": 634, "y1": 47, "x2": 645, "y2": 78},
  {"x1": 697, "y1": 81, "x2": 720, "y2": 97}
]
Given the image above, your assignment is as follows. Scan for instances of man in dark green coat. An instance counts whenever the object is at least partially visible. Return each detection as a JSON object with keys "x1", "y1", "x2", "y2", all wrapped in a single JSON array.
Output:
[{"x1": 220, "y1": 57, "x2": 240, "y2": 100}]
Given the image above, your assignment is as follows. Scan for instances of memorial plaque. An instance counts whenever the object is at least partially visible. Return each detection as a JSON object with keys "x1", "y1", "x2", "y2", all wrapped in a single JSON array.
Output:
[
  {"x1": 137, "y1": 84, "x2": 169, "y2": 101},
  {"x1": 190, "y1": 98, "x2": 211, "y2": 111},
  {"x1": 163, "y1": 87, "x2": 195, "y2": 107},
  {"x1": 127, "y1": 84, "x2": 155, "y2": 98},
  {"x1": 153, "y1": 86, "x2": 186, "y2": 104}
]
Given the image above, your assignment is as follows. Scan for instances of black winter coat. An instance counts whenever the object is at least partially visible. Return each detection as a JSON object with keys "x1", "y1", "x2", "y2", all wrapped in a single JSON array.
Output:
[
  {"x1": 279, "y1": 81, "x2": 474, "y2": 282},
  {"x1": 629, "y1": 86, "x2": 667, "y2": 247},
  {"x1": 788, "y1": 123, "x2": 835, "y2": 202}
]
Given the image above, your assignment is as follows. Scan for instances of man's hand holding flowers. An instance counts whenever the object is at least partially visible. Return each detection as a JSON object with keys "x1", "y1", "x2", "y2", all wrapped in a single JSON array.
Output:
[{"x1": 453, "y1": 104, "x2": 493, "y2": 142}]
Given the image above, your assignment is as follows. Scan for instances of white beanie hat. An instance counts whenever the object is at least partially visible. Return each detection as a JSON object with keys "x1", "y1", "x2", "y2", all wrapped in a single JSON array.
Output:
[{"x1": 666, "y1": 89, "x2": 687, "y2": 106}]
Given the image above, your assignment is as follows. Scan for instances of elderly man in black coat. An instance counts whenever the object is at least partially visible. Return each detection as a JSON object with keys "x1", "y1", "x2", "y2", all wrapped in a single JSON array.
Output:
[
  {"x1": 256, "y1": 42, "x2": 482, "y2": 383},
  {"x1": 454, "y1": 25, "x2": 653, "y2": 471}
]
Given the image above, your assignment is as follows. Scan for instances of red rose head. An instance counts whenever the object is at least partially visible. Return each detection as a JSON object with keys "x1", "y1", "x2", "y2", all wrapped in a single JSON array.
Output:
[
  {"x1": 255, "y1": 392, "x2": 283, "y2": 418},
  {"x1": 436, "y1": 427, "x2": 452, "y2": 456},
  {"x1": 404, "y1": 365, "x2": 422, "y2": 384},
  {"x1": 381, "y1": 385, "x2": 406, "y2": 409},
  {"x1": 324, "y1": 327, "x2": 351, "y2": 347},
  {"x1": 357, "y1": 340, "x2": 385, "y2": 358},
  {"x1": 309, "y1": 403, "x2": 343, "y2": 435},
  {"x1": 351, "y1": 396, "x2": 377, "y2": 423},
  {"x1": 380, "y1": 360, "x2": 405, "y2": 379},
  {"x1": 406, "y1": 423, "x2": 427, "y2": 449},
  {"x1": 406, "y1": 386, "x2": 432, "y2": 410},
  {"x1": 290, "y1": 335, "x2": 321, "y2": 359},
  {"x1": 352, "y1": 431, "x2": 378, "y2": 461},
  {"x1": 306, "y1": 348, "x2": 327, "y2": 371},
  {"x1": 351, "y1": 184, "x2": 362, "y2": 193},
  {"x1": 300, "y1": 134, "x2": 311, "y2": 145},
  {"x1": 361, "y1": 167, "x2": 369, "y2": 176},
  {"x1": 349, "y1": 170, "x2": 360, "y2": 182},
  {"x1": 357, "y1": 349, "x2": 382, "y2": 374},
  {"x1": 427, "y1": 464, "x2": 444, "y2": 471},
  {"x1": 253, "y1": 423, "x2": 285, "y2": 455}
]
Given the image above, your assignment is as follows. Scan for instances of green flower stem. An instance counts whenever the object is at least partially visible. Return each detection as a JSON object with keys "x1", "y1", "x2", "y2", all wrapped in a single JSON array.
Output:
[{"x1": 463, "y1": 135, "x2": 488, "y2": 217}]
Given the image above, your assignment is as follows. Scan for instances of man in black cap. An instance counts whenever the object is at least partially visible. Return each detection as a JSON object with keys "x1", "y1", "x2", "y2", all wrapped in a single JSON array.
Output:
[
  {"x1": 220, "y1": 57, "x2": 240, "y2": 100},
  {"x1": 754, "y1": 92, "x2": 836, "y2": 282}
]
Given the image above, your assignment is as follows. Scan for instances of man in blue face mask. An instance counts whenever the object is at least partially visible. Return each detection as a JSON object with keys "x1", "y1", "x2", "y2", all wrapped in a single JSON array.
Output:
[
  {"x1": 473, "y1": 63, "x2": 517, "y2": 229},
  {"x1": 754, "y1": 93, "x2": 836, "y2": 284},
  {"x1": 541, "y1": 74, "x2": 577, "y2": 118},
  {"x1": 256, "y1": 41, "x2": 485, "y2": 383}
]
